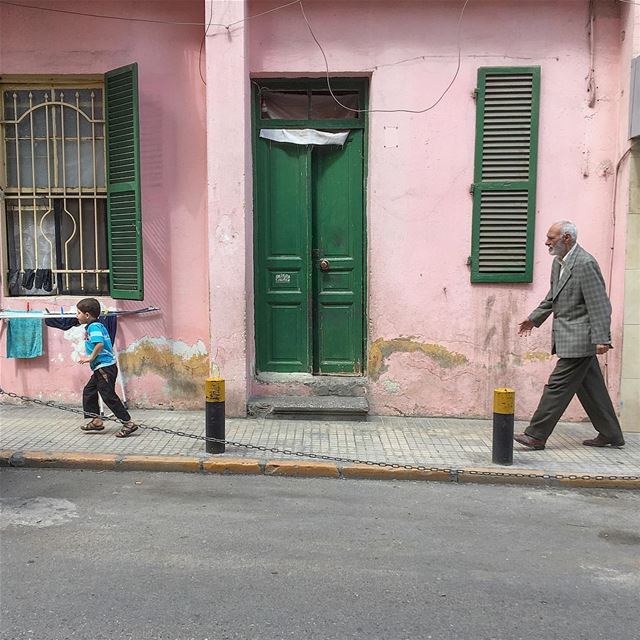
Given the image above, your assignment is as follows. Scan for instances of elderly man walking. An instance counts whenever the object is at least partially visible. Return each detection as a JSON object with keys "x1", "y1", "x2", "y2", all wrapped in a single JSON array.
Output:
[{"x1": 515, "y1": 221, "x2": 625, "y2": 450}]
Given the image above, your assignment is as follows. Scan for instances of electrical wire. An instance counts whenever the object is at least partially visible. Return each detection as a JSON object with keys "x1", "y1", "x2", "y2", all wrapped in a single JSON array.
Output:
[
  {"x1": 197, "y1": 0, "x2": 303, "y2": 87},
  {"x1": 0, "y1": 0, "x2": 302, "y2": 28},
  {"x1": 226, "y1": 0, "x2": 302, "y2": 28},
  {"x1": 608, "y1": 147, "x2": 632, "y2": 292},
  {"x1": 0, "y1": 0, "x2": 208, "y2": 25},
  {"x1": 3, "y1": 0, "x2": 470, "y2": 115},
  {"x1": 299, "y1": 0, "x2": 471, "y2": 114},
  {"x1": 603, "y1": 145, "x2": 632, "y2": 386},
  {"x1": 199, "y1": 1, "x2": 216, "y2": 86}
]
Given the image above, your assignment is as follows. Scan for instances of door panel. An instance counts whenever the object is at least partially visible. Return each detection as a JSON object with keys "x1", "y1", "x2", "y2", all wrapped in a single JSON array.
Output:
[
  {"x1": 312, "y1": 131, "x2": 364, "y2": 374},
  {"x1": 254, "y1": 138, "x2": 311, "y2": 372}
]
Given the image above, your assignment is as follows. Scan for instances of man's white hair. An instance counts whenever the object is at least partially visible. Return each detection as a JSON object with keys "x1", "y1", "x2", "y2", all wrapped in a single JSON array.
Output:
[{"x1": 554, "y1": 220, "x2": 578, "y2": 243}]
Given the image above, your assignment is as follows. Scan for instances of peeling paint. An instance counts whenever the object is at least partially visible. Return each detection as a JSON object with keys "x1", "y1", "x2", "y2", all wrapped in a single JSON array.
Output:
[
  {"x1": 523, "y1": 351, "x2": 552, "y2": 362},
  {"x1": 382, "y1": 379, "x2": 401, "y2": 394},
  {"x1": 119, "y1": 337, "x2": 209, "y2": 397},
  {"x1": 369, "y1": 337, "x2": 468, "y2": 381}
]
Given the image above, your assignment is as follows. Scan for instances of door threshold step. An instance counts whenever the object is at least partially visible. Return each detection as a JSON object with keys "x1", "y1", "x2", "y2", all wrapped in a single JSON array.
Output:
[{"x1": 248, "y1": 396, "x2": 369, "y2": 421}]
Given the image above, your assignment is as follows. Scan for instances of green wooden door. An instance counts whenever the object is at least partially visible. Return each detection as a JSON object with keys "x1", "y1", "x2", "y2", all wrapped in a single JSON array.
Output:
[
  {"x1": 254, "y1": 138, "x2": 311, "y2": 372},
  {"x1": 254, "y1": 134, "x2": 364, "y2": 375},
  {"x1": 312, "y1": 131, "x2": 363, "y2": 373}
]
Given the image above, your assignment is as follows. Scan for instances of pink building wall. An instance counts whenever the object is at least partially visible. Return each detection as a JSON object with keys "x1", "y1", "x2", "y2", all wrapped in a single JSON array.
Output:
[
  {"x1": 246, "y1": 0, "x2": 627, "y2": 419},
  {"x1": 0, "y1": 1, "x2": 210, "y2": 408},
  {"x1": 0, "y1": 0, "x2": 630, "y2": 421}
]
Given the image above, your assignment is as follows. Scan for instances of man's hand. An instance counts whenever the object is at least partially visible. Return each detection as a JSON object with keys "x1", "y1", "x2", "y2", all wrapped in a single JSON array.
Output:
[
  {"x1": 596, "y1": 344, "x2": 612, "y2": 355},
  {"x1": 78, "y1": 358, "x2": 91, "y2": 364},
  {"x1": 518, "y1": 319, "x2": 535, "y2": 336}
]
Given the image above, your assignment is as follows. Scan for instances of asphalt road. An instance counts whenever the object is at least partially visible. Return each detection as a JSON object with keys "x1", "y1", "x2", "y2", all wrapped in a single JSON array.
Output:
[{"x1": 1, "y1": 469, "x2": 639, "y2": 640}]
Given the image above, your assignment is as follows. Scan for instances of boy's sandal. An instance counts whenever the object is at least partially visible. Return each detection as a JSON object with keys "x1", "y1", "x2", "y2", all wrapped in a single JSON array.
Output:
[
  {"x1": 81, "y1": 420, "x2": 105, "y2": 432},
  {"x1": 115, "y1": 422, "x2": 139, "y2": 438}
]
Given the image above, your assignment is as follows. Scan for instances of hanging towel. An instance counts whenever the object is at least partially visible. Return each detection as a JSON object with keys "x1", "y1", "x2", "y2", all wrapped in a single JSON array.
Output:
[{"x1": 6, "y1": 313, "x2": 43, "y2": 358}]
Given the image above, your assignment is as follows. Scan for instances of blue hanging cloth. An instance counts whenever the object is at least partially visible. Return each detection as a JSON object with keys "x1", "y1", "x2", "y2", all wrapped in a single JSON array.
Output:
[
  {"x1": 44, "y1": 314, "x2": 117, "y2": 342},
  {"x1": 6, "y1": 312, "x2": 43, "y2": 359}
]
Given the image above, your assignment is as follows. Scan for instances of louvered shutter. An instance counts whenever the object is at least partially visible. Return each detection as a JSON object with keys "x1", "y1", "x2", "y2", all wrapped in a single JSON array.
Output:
[
  {"x1": 470, "y1": 67, "x2": 540, "y2": 283},
  {"x1": 105, "y1": 63, "x2": 144, "y2": 299}
]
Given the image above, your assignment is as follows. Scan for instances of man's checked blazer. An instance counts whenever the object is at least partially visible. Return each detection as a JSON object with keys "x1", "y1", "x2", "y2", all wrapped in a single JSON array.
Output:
[{"x1": 528, "y1": 244, "x2": 612, "y2": 358}]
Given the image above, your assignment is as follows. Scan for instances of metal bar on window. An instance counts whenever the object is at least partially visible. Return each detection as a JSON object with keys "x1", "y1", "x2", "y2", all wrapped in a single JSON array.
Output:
[
  {"x1": 2, "y1": 84, "x2": 108, "y2": 296},
  {"x1": 0, "y1": 101, "x2": 104, "y2": 125},
  {"x1": 75, "y1": 91, "x2": 84, "y2": 290},
  {"x1": 91, "y1": 90, "x2": 99, "y2": 290},
  {"x1": 43, "y1": 91, "x2": 54, "y2": 272},
  {"x1": 52, "y1": 268, "x2": 109, "y2": 274},
  {"x1": 51, "y1": 89, "x2": 58, "y2": 190},
  {"x1": 59, "y1": 91, "x2": 76, "y2": 291},
  {"x1": 28, "y1": 91, "x2": 38, "y2": 270},
  {"x1": 13, "y1": 92, "x2": 25, "y2": 272}
]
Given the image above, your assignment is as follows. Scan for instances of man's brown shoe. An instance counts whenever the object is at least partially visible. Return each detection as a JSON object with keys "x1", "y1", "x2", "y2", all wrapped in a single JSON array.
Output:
[
  {"x1": 582, "y1": 434, "x2": 625, "y2": 448},
  {"x1": 514, "y1": 433, "x2": 546, "y2": 450}
]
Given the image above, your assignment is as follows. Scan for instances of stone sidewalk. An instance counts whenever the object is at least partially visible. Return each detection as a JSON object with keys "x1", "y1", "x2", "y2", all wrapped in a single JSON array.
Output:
[{"x1": 1, "y1": 401, "x2": 639, "y2": 486}]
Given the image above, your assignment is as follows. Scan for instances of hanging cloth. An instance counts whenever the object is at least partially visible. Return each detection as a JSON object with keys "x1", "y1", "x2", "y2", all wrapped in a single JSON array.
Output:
[
  {"x1": 45, "y1": 314, "x2": 118, "y2": 343},
  {"x1": 259, "y1": 129, "x2": 349, "y2": 146},
  {"x1": 6, "y1": 312, "x2": 43, "y2": 359}
]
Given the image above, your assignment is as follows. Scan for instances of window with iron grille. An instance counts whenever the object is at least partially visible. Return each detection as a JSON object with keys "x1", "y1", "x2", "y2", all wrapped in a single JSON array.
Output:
[
  {"x1": 2, "y1": 85, "x2": 108, "y2": 295},
  {"x1": 1, "y1": 64, "x2": 144, "y2": 300},
  {"x1": 470, "y1": 67, "x2": 541, "y2": 283}
]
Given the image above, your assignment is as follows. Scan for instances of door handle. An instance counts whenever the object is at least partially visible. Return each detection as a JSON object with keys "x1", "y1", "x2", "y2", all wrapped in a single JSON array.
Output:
[{"x1": 319, "y1": 259, "x2": 330, "y2": 272}]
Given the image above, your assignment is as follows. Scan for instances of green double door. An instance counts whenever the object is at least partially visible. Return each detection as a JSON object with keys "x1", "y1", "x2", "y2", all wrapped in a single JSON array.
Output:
[{"x1": 254, "y1": 131, "x2": 365, "y2": 374}]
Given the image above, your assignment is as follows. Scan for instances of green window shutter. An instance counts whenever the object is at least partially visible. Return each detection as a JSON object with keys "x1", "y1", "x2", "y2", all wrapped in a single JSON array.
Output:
[
  {"x1": 105, "y1": 63, "x2": 144, "y2": 300},
  {"x1": 471, "y1": 67, "x2": 540, "y2": 283}
]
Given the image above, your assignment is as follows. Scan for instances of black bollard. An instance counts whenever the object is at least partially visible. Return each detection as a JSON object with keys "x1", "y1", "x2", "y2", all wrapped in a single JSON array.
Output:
[
  {"x1": 492, "y1": 388, "x2": 514, "y2": 465},
  {"x1": 205, "y1": 378, "x2": 225, "y2": 454}
]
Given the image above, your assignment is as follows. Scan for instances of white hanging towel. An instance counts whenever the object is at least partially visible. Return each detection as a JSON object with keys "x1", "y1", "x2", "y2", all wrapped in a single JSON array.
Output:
[{"x1": 259, "y1": 128, "x2": 349, "y2": 146}]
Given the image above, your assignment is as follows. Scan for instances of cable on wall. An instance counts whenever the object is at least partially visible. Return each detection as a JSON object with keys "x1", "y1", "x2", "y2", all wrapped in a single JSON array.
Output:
[
  {"x1": 298, "y1": 0, "x2": 471, "y2": 114},
  {"x1": 0, "y1": 0, "x2": 207, "y2": 25},
  {"x1": 603, "y1": 145, "x2": 632, "y2": 386},
  {"x1": 198, "y1": 0, "x2": 303, "y2": 86}
]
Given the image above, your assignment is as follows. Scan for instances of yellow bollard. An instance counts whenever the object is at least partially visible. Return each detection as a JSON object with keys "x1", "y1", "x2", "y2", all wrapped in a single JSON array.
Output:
[
  {"x1": 493, "y1": 388, "x2": 515, "y2": 465},
  {"x1": 205, "y1": 378, "x2": 225, "y2": 454}
]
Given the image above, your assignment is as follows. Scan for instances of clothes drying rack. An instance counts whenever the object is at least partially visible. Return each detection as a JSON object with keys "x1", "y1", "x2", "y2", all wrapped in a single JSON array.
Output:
[{"x1": 0, "y1": 306, "x2": 160, "y2": 417}]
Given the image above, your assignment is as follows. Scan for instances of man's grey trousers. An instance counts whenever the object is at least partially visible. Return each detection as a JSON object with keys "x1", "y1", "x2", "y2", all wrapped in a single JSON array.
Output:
[{"x1": 525, "y1": 356, "x2": 624, "y2": 443}]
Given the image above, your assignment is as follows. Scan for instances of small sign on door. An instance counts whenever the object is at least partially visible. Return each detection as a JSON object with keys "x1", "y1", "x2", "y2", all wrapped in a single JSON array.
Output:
[{"x1": 274, "y1": 273, "x2": 291, "y2": 284}]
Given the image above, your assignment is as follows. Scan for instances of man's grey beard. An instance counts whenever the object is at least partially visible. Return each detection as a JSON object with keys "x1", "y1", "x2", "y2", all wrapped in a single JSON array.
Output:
[{"x1": 550, "y1": 242, "x2": 567, "y2": 257}]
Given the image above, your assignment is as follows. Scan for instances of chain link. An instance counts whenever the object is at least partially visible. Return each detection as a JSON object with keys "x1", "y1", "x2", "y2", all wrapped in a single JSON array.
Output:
[{"x1": 1, "y1": 387, "x2": 639, "y2": 481}]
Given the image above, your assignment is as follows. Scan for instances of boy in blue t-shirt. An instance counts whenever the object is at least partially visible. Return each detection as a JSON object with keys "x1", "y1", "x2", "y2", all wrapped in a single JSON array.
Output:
[{"x1": 76, "y1": 298, "x2": 138, "y2": 437}]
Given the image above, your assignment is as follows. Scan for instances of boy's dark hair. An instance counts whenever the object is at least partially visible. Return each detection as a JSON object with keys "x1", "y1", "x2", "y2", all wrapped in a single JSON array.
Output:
[{"x1": 77, "y1": 298, "x2": 101, "y2": 319}]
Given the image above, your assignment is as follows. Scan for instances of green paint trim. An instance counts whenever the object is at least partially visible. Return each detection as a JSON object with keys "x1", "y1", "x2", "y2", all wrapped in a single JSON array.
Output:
[
  {"x1": 251, "y1": 77, "x2": 369, "y2": 375},
  {"x1": 253, "y1": 77, "x2": 368, "y2": 130},
  {"x1": 105, "y1": 62, "x2": 144, "y2": 300},
  {"x1": 258, "y1": 119, "x2": 364, "y2": 130},
  {"x1": 361, "y1": 79, "x2": 369, "y2": 375},
  {"x1": 470, "y1": 66, "x2": 541, "y2": 285}
]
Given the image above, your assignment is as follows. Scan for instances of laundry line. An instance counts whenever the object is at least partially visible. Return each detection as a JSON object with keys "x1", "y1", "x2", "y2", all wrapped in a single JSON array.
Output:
[
  {"x1": 0, "y1": 306, "x2": 160, "y2": 320},
  {"x1": 0, "y1": 305, "x2": 161, "y2": 414}
]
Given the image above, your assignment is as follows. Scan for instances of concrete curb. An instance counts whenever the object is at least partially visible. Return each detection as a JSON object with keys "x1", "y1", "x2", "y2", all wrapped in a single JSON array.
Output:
[{"x1": 1, "y1": 449, "x2": 639, "y2": 489}]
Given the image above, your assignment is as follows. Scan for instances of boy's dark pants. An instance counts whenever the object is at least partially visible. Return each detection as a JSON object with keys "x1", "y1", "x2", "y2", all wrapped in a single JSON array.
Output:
[{"x1": 83, "y1": 364, "x2": 131, "y2": 422}]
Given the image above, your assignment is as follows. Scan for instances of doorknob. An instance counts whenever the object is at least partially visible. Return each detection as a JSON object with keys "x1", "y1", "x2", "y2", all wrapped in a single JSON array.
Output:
[{"x1": 319, "y1": 259, "x2": 330, "y2": 271}]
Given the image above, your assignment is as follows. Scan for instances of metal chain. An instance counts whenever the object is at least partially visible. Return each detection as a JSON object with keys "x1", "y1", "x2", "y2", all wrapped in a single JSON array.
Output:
[{"x1": 1, "y1": 387, "x2": 639, "y2": 481}]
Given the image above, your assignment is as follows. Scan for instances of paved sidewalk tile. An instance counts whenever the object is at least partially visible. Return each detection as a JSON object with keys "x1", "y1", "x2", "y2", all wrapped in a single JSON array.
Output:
[{"x1": 1, "y1": 401, "x2": 639, "y2": 476}]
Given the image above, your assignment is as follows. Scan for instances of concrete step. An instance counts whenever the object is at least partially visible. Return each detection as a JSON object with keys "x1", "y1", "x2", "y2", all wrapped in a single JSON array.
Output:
[{"x1": 248, "y1": 395, "x2": 369, "y2": 421}]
